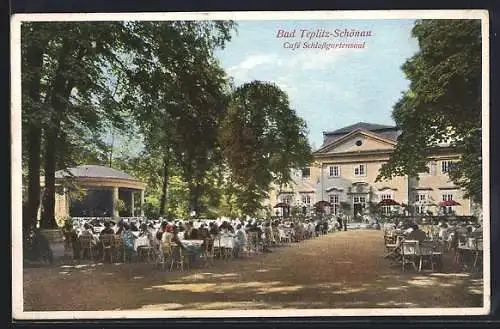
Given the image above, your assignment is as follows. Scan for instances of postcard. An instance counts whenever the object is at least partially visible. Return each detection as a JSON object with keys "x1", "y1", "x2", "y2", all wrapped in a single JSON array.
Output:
[{"x1": 11, "y1": 10, "x2": 490, "y2": 320}]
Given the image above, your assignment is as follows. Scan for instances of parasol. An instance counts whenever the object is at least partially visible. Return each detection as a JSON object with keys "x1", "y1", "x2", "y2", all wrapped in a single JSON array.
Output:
[
  {"x1": 274, "y1": 202, "x2": 288, "y2": 208},
  {"x1": 378, "y1": 199, "x2": 400, "y2": 206},
  {"x1": 439, "y1": 200, "x2": 461, "y2": 207},
  {"x1": 314, "y1": 200, "x2": 332, "y2": 208}
]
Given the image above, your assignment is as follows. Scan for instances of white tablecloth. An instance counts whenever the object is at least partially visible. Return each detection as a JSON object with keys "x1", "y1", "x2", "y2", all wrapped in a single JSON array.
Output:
[
  {"x1": 134, "y1": 235, "x2": 150, "y2": 251},
  {"x1": 215, "y1": 236, "x2": 235, "y2": 248},
  {"x1": 181, "y1": 240, "x2": 204, "y2": 247}
]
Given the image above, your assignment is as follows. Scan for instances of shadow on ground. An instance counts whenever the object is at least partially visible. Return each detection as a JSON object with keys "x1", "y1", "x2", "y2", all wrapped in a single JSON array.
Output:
[{"x1": 22, "y1": 231, "x2": 483, "y2": 311}]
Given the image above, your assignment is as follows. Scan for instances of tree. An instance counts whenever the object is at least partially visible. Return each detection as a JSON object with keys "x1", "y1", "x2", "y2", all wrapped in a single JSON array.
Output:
[
  {"x1": 118, "y1": 21, "x2": 236, "y2": 217},
  {"x1": 21, "y1": 22, "x2": 130, "y2": 229},
  {"x1": 21, "y1": 23, "x2": 51, "y2": 231},
  {"x1": 219, "y1": 81, "x2": 312, "y2": 216},
  {"x1": 376, "y1": 19, "x2": 482, "y2": 203}
]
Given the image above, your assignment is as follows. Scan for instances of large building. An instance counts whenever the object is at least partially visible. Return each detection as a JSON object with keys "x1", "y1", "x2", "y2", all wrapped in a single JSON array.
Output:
[{"x1": 268, "y1": 122, "x2": 476, "y2": 218}]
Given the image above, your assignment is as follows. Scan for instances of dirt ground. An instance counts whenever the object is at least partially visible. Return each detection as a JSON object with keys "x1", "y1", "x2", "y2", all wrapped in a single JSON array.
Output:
[{"x1": 22, "y1": 230, "x2": 483, "y2": 311}]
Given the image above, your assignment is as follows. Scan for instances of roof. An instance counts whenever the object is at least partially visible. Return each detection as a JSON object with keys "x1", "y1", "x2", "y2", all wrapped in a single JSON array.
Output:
[
  {"x1": 323, "y1": 122, "x2": 396, "y2": 136},
  {"x1": 55, "y1": 165, "x2": 139, "y2": 181},
  {"x1": 317, "y1": 122, "x2": 401, "y2": 151}
]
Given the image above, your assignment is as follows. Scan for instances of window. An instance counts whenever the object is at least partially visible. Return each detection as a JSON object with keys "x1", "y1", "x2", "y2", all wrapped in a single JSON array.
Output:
[
  {"x1": 416, "y1": 205, "x2": 427, "y2": 214},
  {"x1": 301, "y1": 167, "x2": 311, "y2": 179},
  {"x1": 381, "y1": 194, "x2": 392, "y2": 200},
  {"x1": 301, "y1": 194, "x2": 312, "y2": 205},
  {"x1": 354, "y1": 164, "x2": 366, "y2": 176},
  {"x1": 380, "y1": 193, "x2": 393, "y2": 215},
  {"x1": 442, "y1": 194, "x2": 453, "y2": 201},
  {"x1": 329, "y1": 194, "x2": 340, "y2": 215},
  {"x1": 355, "y1": 140, "x2": 363, "y2": 146},
  {"x1": 414, "y1": 193, "x2": 427, "y2": 203},
  {"x1": 429, "y1": 161, "x2": 437, "y2": 176},
  {"x1": 329, "y1": 165, "x2": 340, "y2": 177},
  {"x1": 281, "y1": 196, "x2": 292, "y2": 204},
  {"x1": 353, "y1": 196, "x2": 366, "y2": 203},
  {"x1": 441, "y1": 194, "x2": 454, "y2": 214},
  {"x1": 441, "y1": 160, "x2": 454, "y2": 173}
]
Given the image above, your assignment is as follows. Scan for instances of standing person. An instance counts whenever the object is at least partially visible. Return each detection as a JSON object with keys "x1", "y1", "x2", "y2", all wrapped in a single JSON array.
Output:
[
  {"x1": 122, "y1": 223, "x2": 136, "y2": 262},
  {"x1": 62, "y1": 221, "x2": 79, "y2": 261},
  {"x1": 336, "y1": 216, "x2": 343, "y2": 232},
  {"x1": 233, "y1": 224, "x2": 247, "y2": 258},
  {"x1": 343, "y1": 215, "x2": 348, "y2": 231}
]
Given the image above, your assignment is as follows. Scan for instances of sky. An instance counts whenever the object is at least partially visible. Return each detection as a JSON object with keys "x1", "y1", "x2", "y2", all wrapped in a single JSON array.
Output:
[{"x1": 214, "y1": 19, "x2": 420, "y2": 150}]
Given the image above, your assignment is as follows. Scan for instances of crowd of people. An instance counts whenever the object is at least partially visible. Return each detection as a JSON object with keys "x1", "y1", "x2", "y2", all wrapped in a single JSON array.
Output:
[
  {"x1": 382, "y1": 218, "x2": 483, "y2": 271},
  {"x1": 23, "y1": 215, "x2": 356, "y2": 266}
]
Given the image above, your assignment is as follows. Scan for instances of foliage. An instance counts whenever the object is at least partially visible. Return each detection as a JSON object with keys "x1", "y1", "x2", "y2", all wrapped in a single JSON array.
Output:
[
  {"x1": 219, "y1": 81, "x2": 312, "y2": 216},
  {"x1": 376, "y1": 19, "x2": 482, "y2": 203},
  {"x1": 20, "y1": 20, "x2": 315, "y2": 225}
]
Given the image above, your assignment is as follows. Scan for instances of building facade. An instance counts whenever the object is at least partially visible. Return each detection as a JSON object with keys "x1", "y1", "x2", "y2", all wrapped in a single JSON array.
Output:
[{"x1": 268, "y1": 122, "x2": 474, "y2": 218}]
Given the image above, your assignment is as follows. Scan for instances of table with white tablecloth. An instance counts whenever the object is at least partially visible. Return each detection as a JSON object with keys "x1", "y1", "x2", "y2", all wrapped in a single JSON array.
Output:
[
  {"x1": 133, "y1": 235, "x2": 151, "y2": 251},
  {"x1": 181, "y1": 239, "x2": 204, "y2": 247},
  {"x1": 212, "y1": 235, "x2": 234, "y2": 249}
]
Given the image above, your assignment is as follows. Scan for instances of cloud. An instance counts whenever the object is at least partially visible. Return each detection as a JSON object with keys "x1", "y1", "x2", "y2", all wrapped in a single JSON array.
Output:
[
  {"x1": 226, "y1": 53, "x2": 279, "y2": 83},
  {"x1": 227, "y1": 47, "x2": 364, "y2": 85},
  {"x1": 237, "y1": 53, "x2": 279, "y2": 70}
]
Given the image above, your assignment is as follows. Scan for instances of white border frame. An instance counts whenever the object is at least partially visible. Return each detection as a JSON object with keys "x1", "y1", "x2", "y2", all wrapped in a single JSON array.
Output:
[{"x1": 11, "y1": 9, "x2": 490, "y2": 320}]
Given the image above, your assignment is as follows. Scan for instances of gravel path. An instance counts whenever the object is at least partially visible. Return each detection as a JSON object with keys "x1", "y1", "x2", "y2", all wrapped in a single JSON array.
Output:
[{"x1": 23, "y1": 230, "x2": 483, "y2": 311}]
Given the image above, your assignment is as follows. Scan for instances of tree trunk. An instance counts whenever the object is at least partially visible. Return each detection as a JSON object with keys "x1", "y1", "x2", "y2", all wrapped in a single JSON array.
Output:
[
  {"x1": 159, "y1": 155, "x2": 169, "y2": 216},
  {"x1": 23, "y1": 43, "x2": 44, "y2": 231},
  {"x1": 25, "y1": 126, "x2": 42, "y2": 229},
  {"x1": 40, "y1": 40, "x2": 76, "y2": 228},
  {"x1": 41, "y1": 130, "x2": 58, "y2": 228},
  {"x1": 192, "y1": 183, "x2": 202, "y2": 216}
]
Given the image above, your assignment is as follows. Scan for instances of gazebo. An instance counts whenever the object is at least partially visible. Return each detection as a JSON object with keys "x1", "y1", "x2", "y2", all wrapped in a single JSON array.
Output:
[{"x1": 42, "y1": 165, "x2": 146, "y2": 219}]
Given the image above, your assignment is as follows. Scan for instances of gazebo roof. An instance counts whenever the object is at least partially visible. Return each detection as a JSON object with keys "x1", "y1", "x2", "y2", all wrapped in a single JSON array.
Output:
[{"x1": 55, "y1": 165, "x2": 139, "y2": 182}]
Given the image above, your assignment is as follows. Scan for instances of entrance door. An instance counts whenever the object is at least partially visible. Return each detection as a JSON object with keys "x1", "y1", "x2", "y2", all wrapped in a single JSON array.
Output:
[
  {"x1": 353, "y1": 203, "x2": 363, "y2": 218},
  {"x1": 353, "y1": 195, "x2": 366, "y2": 220}
]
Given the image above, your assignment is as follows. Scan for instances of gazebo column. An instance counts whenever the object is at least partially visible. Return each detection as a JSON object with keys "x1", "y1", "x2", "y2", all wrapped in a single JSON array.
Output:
[
  {"x1": 112, "y1": 186, "x2": 119, "y2": 218},
  {"x1": 131, "y1": 191, "x2": 135, "y2": 217},
  {"x1": 140, "y1": 189, "x2": 145, "y2": 217}
]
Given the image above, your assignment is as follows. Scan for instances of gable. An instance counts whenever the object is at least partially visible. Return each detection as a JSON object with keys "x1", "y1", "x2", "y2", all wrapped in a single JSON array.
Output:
[{"x1": 320, "y1": 131, "x2": 396, "y2": 154}]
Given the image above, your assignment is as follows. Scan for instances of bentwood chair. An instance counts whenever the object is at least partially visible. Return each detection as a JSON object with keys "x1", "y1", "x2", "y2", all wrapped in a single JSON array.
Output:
[
  {"x1": 202, "y1": 237, "x2": 215, "y2": 267},
  {"x1": 157, "y1": 241, "x2": 172, "y2": 271},
  {"x1": 169, "y1": 243, "x2": 189, "y2": 272},
  {"x1": 79, "y1": 235, "x2": 95, "y2": 261},
  {"x1": 473, "y1": 237, "x2": 483, "y2": 272},
  {"x1": 401, "y1": 240, "x2": 420, "y2": 272},
  {"x1": 418, "y1": 241, "x2": 441, "y2": 272},
  {"x1": 113, "y1": 235, "x2": 125, "y2": 263},
  {"x1": 100, "y1": 234, "x2": 115, "y2": 263}
]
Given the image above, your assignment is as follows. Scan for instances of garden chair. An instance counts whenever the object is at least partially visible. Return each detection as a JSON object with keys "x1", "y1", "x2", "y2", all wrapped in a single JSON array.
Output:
[
  {"x1": 385, "y1": 235, "x2": 404, "y2": 252},
  {"x1": 202, "y1": 237, "x2": 215, "y2": 267},
  {"x1": 100, "y1": 234, "x2": 115, "y2": 263},
  {"x1": 169, "y1": 243, "x2": 189, "y2": 272},
  {"x1": 401, "y1": 240, "x2": 420, "y2": 272},
  {"x1": 473, "y1": 237, "x2": 483, "y2": 272},
  {"x1": 113, "y1": 235, "x2": 125, "y2": 263},
  {"x1": 418, "y1": 241, "x2": 440, "y2": 272},
  {"x1": 79, "y1": 235, "x2": 95, "y2": 261}
]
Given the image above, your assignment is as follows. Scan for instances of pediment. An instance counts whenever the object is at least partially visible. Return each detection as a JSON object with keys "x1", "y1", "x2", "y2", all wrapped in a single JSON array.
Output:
[
  {"x1": 378, "y1": 186, "x2": 398, "y2": 191},
  {"x1": 326, "y1": 186, "x2": 344, "y2": 192},
  {"x1": 317, "y1": 129, "x2": 396, "y2": 155}
]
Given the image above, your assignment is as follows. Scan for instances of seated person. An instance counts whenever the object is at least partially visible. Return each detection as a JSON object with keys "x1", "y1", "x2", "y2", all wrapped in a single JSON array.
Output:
[
  {"x1": 184, "y1": 226, "x2": 199, "y2": 240},
  {"x1": 209, "y1": 222, "x2": 220, "y2": 236},
  {"x1": 384, "y1": 224, "x2": 426, "y2": 259},
  {"x1": 198, "y1": 224, "x2": 210, "y2": 240},
  {"x1": 129, "y1": 222, "x2": 139, "y2": 232},
  {"x1": 100, "y1": 221, "x2": 115, "y2": 236},
  {"x1": 232, "y1": 224, "x2": 247, "y2": 258},
  {"x1": 438, "y1": 223, "x2": 450, "y2": 240},
  {"x1": 122, "y1": 223, "x2": 137, "y2": 260}
]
